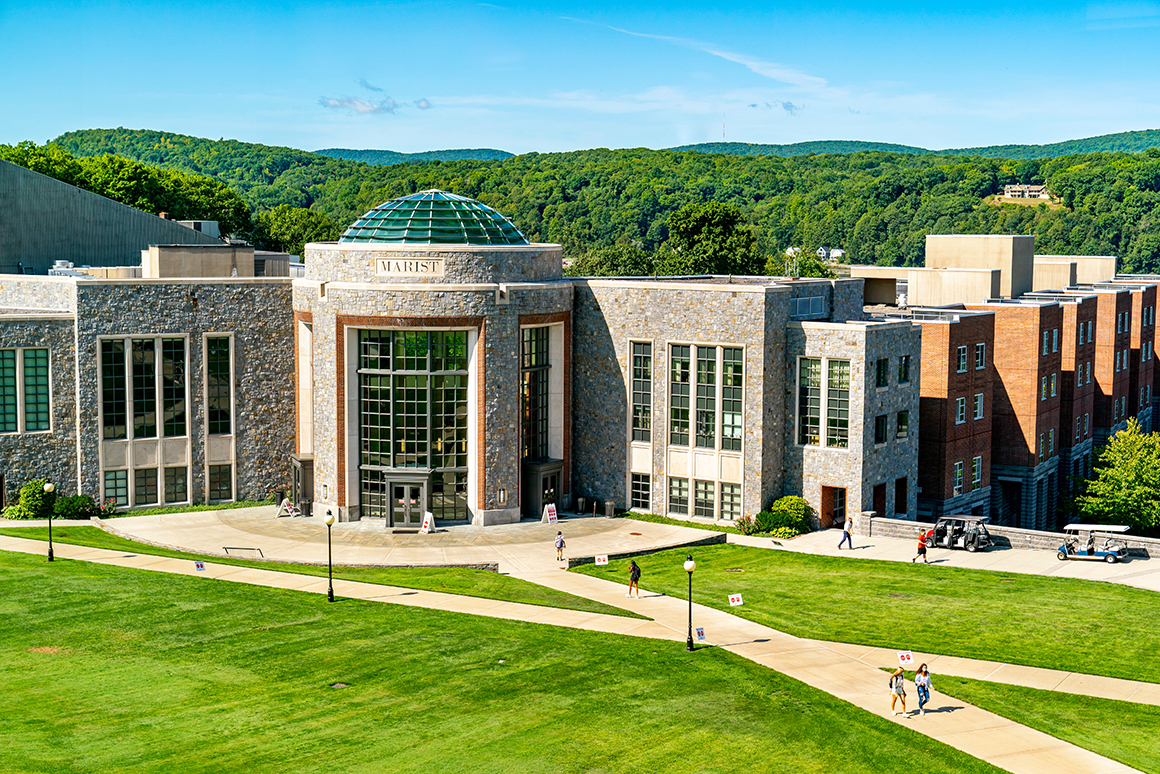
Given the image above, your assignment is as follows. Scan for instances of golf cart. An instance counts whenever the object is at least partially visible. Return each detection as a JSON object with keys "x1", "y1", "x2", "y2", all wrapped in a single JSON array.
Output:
[
  {"x1": 924, "y1": 515, "x2": 994, "y2": 553},
  {"x1": 1057, "y1": 523, "x2": 1130, "y2": 563}
]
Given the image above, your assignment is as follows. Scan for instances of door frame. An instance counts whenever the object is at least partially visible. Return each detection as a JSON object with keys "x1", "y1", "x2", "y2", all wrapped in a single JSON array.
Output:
[{"x1": 387, "y1": 478, "x2": 428, "y2": 528}]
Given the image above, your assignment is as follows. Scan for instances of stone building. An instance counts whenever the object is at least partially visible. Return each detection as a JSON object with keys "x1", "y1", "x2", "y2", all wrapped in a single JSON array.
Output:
[{"x1": 293, "y1": 190, "x2": 922, "y2": 527}]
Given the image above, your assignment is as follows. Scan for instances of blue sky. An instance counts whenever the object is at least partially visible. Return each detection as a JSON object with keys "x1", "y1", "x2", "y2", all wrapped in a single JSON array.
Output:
[{"x1": 3, "y1": 1, "x2": 1160, "y2": 154}]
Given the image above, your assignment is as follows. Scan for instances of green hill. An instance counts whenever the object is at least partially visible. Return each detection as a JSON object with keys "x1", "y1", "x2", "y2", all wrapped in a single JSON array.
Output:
[
  {"x1": 668, "y1": 140, "x2": 929, "y2": 156},
  {"x1": 36, "y1": 127, "x2": 1160, "y2": 274},
  {"x1": 672, "y1": 129, "x2": 1160, "y2": 160},
  {"x1": 314, "y1": 148, "x2": 513, "y2": 165}
]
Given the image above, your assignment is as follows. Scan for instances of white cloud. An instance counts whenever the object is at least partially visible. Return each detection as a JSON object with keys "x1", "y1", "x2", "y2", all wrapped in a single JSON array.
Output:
[{"x1": 318, "y1": 95, "x2": 397, "y2": 115}]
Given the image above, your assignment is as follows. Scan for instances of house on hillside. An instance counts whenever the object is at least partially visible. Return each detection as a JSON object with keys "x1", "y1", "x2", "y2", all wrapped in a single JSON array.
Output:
[{"x1": 1003, "y1": 184, "x2": 1051, "y2": 200}]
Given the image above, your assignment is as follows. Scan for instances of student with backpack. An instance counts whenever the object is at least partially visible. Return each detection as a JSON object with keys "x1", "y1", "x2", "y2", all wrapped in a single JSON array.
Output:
[
  {"x1": 888, "y1": 667, "x2": 907, "y2": 716},
  {"x1": 627, "y1": 559, "x2": 641, "y2": 598},
  {"x1": 554, "y1": 531, "x2": 565, "y2": 561}
]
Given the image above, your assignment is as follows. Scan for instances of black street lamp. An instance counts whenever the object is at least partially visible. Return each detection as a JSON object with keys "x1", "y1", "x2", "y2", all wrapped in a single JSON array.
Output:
[
  {"x1": 44, "y1": 482, "x2": 55, "y2": 562},
  {"x1": 684, "y1": 554, "x2": 696, "y2": 651},
  {"x1": 323, "y1": 510, "x2": 335, "y2": 603}
]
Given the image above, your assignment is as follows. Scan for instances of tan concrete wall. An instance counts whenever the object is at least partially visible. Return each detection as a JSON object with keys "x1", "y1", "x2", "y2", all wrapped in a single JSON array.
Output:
[
  {"x1": 925, "y1": 235, "x2": 1034, "y2": 298},
  {"x1": 144, "y1": 245, "x2": 255, "y2": 278},
  {"x1": 907, "y1": 268, "x2": 1001, "y2": 307},
  {"x1": 74, "y1": 266, "x2": 142, "y2": 279},
  {"x1": 1032, "y1": 260, "x2": 1077, "y2": 291},
  {"x1": 1037, "y1": 255, "x2": 1116, "y2": 285}
]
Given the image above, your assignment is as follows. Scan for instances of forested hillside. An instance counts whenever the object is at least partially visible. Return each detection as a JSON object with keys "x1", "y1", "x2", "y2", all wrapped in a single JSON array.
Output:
[
  {"x1": 673, "y1": 129, "x2": 1160, "y2": 160},
  {"x1": 42, "y1": 128, "x2": 1160, "y2": 273},
  {"x1": 314, "y1": 148, "x2": 513, "y2": 165}
]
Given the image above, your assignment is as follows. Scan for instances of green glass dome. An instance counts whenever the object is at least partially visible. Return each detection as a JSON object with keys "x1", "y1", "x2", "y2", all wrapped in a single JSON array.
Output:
[{"x1": 339, "y1": 190, "x2": 528, "y2": 245}]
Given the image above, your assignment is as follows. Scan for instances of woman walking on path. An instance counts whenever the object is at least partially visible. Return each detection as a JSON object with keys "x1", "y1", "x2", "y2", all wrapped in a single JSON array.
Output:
[
  {"x1": 554, "y1": 531, "x2": 565, "y2": 561},
  {"x1": 889, "y1": 667, "x2": 907, "y2": 716},
  {"x1": 627, "y1": 559, "x2": 641, "y2": 598},
  {"x1": 912, "y1": 529, "x2": 928, "y2": 563},
  {"x1": 838, "y1": 514, "x2": 855, "y2": 550},
  {"x1": 915, "y1": 664, "x2": 932, "y2": 716}
]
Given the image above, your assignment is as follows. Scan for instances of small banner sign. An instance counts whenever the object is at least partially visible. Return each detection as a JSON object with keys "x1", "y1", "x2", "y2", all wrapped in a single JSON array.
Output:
[
  {"x1": 696, "y1": 627, "x2": 706, "y2": 641},
  {"x1": 897, "y1": 650, "x2": 915, "y2": 667},
  {"x1": 420, "y1": 513, "x2": 433, "y2": 534},
  {"x1": 194, "y1": 561, "x2": 205, "y2": 572},
  {"x1": 728, "y1": 593, "x2": 744, "y2": 607},
  {"x1": 595, "y1": 555, "x2": 609, "y2": 565},
  {"x1": 545, "y1": 503, "x2": 558, "y2": 524}
]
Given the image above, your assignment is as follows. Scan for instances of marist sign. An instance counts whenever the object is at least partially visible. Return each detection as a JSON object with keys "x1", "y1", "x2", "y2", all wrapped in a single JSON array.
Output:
[{"x1": 375, "y1": 258, "x2": 445, "y2": 277}]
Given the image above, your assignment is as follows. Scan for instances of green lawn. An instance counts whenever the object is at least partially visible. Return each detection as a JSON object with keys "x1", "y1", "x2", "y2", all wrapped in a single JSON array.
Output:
[
  {"x1": 933, "y1": 677, "x2": 1160, "y2": 774},
  {"x1": 0, "y1": 526, "x2": 637, "y2": 619},
  {"x1": 0, "y1": 551, "x2": 1005, "y2": 774},
  {"x1": 573, "y1": 544, "x2": 1160, "y2": 683}
]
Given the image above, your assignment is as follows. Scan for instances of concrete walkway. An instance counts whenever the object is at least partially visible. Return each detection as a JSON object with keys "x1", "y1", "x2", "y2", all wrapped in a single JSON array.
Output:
[
  {"x1": 730, "y1": 528, "x2": 1160, "y2": 593},
  {"x1": 1, "y1": 530, "x2": 1143, "y2": 774}
]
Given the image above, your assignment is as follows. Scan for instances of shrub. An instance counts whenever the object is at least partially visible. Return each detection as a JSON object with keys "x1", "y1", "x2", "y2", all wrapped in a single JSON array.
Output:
[
  {"x1": 735, "y1": 514, "x2": 759, "y2": 536},
  {"x1": 1, "y1": 478, "x2": 57, "y2": 520},
  {"x1": 766, "y1": 526, "x2": 800, "y2": 540},
  {"x1": 99, "y1": 497, "x2": 120, "y2": 518},
  {"x1": 54, "y1": 495, "x2": 99, "y2": 520},
  {"x1": 755, "y1": 496, "x2": 813, "y2": 536}
]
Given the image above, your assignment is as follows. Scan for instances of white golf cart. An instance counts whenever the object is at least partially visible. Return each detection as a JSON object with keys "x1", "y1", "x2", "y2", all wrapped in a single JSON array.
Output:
[{"x1": 1057, "y1": 523, "x2": 1131, "y2": 563}]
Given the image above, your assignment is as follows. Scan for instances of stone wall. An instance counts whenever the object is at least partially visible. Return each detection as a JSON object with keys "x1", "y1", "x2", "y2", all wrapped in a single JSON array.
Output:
[
  {"x1": 0, "y1": 275, "x2": 77, "y2": 313},
  {"x1": 74, "y1": 279, "x2": 295, "y2": 503},
  {"x1": 304, "y1": 243, "x2": 563, "y2": 285},
  {"x1": 0, "y1": 316, "x2": 78, "y2": 503},
  {"x1": 571, "y1": 279, "x2": 778, "y2": 517},
  {"x1": 297, "y1": 274, "x2": 572, "y2": 524}
]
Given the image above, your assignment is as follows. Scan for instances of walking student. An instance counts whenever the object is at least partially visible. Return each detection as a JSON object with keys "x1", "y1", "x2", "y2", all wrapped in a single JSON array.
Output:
[
  {"x1": 554, "y1": 531, "x2": 565, "y2": 561},
  {"x1": 912, "y1": 529, "x2": 928, "y2": 563},
  {"x1": 838, "y1": 513, "x2": 855, "y2": 550},
  {"x1": 888, "y1": 667, "x2": 907, "y2": 716},
  {"x1": 627, "y1": 559, "x2": 641, "y2": 598},
  {"x1": 914, "y1": 664, "x2": 932, "y2": 716}
]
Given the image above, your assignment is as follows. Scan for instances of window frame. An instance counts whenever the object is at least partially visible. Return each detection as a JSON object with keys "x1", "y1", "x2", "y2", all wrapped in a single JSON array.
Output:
[
  {"x1": 975, "y1": 343, "x2": 985, "y2": 370},
  {"x1": 956, "y1": 345, "x2": 967, "y2": 373},
  {"x1": 953, "y1": 461, "x2": 964, "y2": 496},
  {"x1": 971, "y1": 455, "x2": 982, "y2": 486},
  {"x1": 973, "y1": 393, "x2": 984, "y2": 420},
  {"x1": 0, "y1": 346, "x2": 52, "y2": 435},
  {"x1": 955, "y1": 396, "x2": 966, "y2": 424}
]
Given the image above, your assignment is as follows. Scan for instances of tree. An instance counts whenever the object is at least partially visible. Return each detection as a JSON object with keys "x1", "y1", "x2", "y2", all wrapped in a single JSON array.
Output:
[
  {"x1": 1077, "y1": 419, "x2": 1160, "y2": 532},
  {"x1": 564, "y1": 245, "x2": 656, "y2": 277},
  {"x1": 764, "y1": 251, "x2": 837, "y2": 278},
  {"x1": 252, "y1": 205, "x2": 343, "y2": 258},
  {"x1": 656, "y1": 202, "x2": 766, "y2": 276}
]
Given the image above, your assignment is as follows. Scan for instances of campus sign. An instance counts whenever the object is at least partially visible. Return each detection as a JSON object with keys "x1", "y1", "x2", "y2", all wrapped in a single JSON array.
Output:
[{"x1": 375, "y1": 258, "x2": 445, "y2": 277}]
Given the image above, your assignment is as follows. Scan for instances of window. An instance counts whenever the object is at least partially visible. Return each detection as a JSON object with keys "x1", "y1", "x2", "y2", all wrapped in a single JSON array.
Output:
[
  {"x1": 1076, "y1": 416, "x2": 1082, "y2": 442},
  {"x1": 669, "y1": 477, "x2": 689, "y2": 515},
  {"x1": 957, "y1": 346, "x2": 967, "y2": 373},
  {"x1": 161, "y1": 339, "x2": 186, "y2": 437},
  {"x1": 1087, "y1": 320, "x2": 1094, "y2": 344},
  {"x1": 790, "y1": 295, "x2": 825, "y2": 319},
  {"x1": 797, "y1": 358, "x2": 821, "y2": 446},
  {"x1": 1115, "y1": 350, "x2": 1120, "y2": 372},
  {"x1": 720, "y1": 483, "x2": 741, "y2": 520},
  {"x1": 521, "y1": 327, "x2": 550, "y2": 459},
  {"x1": 132, "y1": 340, "x2": 157, "y2": 439},
  {"x1": 357, "y1": 330, "x2": 470, "y2": 520},
  {"x1": 695, "y1": 347, "x2": 717, "y2": 448},
  {"x1": 164, "y1": 466, "x2": 188, "y2": 504},
  {"x1": 876, "y1": 358, "x2": 889, "y2": 387},
  {"x1": 1039, "y1": 433, "x2": 1045, "y2": 461},
  {"x1": 1117, "y1": 312, "x2": 1123, "y2": 333},
  {"x1": 0, "y1": 348, "x2": 50, "y2": 434},
  {"x1": 208, "y1": 464, "x2": 233, "y2": 501},
  {"x1": 104, "y1": 470, "x2": 129, "y2": 507},
  {"x1": 898, "y1": 355, "x2": 911, "y2": 384},
  {"x1": 896, "y1": 411, "x2": 909, "y2": 439},
  {"x1": 972, "y1": 456, "x2": 982, "y2": 485},
  {"x1": 693, "y1": 480, "x2": 715, "y2": 518},
  {"x1": 975, "y1": 343, "x2": 985, "y2": 370},
  {"x1": 631, "y1": 474, "x2": 650, "y2": 510},
  {"x1": 826, "y1": 360, "x2": 850, "y2": 448},
  {"x1": 874, "y1": 415, "x2": 888, "y2": 444},
  {"x1": 722, "y1": 348, "x2": 743, "y2": 451},
  {"x1": 631, "y1": 342, "x2": 651, "y2": 442},
  {"x1": 207, "y1": 336, "x2": 232, "y2": 435},
  {"x1": 953, "y1": 461, "x2": 964, "y2": 496},
  {"x1": 670, "y1": 345, "x2": 691, "y2": 446},
  {"x1": 1086, "y1": 361, "x2": 1092, "y2": 384},
  {"x1": 1052, "y1": 328, "x2": 1058, "y2": 353},
  {"x1": 1050, "y1": 374, "x2": 1057, "y2": 397},
  {"x1": 101, "y1": 340, "x2": 127, "y2": 439},
  {"x1": 1042, "y1": 331, "x2": 1049, "y2": 355},
  {"x1": 134, "y1": 467, "x2": 158, "y2": 505},
  {"x1": 1041, "y1": 376, "x2": 1047, "y2": 401},
  {"x1": 1084, "y1": 412, "x2": 1089, "y2": 436},
  {"x1": 974, "y1": 393, "x2": 984, "y2": 420},
  {"x1": 1049, "y1": 429, "x2": 1055, "y2": 456},
  {"x1": 103, "y1": 338, "x2": 187, "y2": 441},
  {"x1": 955, "y1": 397, "x2": 966, "y2": 424}
]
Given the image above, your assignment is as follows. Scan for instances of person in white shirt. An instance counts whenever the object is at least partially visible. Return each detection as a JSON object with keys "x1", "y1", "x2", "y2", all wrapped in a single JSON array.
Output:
[
  {"x1": 838, "y1": 513, "x2": 855, "y2": 549},
  {"x1": 915, "y1": 664, "x2": 933, "y2": 716}
]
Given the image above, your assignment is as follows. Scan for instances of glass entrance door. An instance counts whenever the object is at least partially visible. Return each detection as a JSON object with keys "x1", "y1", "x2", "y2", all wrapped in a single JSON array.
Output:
[
  {"x1": 391, "y1": 482, "x2": 425, "y2": 527},
  {"x1": 542, "y1": 473, "x2": 559, "y2": 508}
]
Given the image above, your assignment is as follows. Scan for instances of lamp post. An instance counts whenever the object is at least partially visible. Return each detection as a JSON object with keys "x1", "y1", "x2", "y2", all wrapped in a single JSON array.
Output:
[
  {"x1": 44, "y1": 482, "x2": 55, "y2": 562},
  {"x1": 683, "y1": 554, "x2": 696, "y2": 652},
  {"x1": 323, "y1": 510, "x2": 335, "y2": 603}
]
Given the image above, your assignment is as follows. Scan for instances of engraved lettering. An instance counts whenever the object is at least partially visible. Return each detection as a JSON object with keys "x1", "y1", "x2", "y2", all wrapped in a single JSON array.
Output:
[{"x1": 375, "y1": 258, "x2": 445, "y2": 277}]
